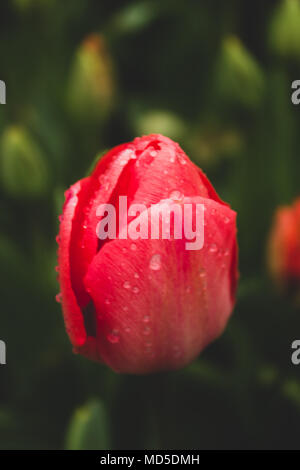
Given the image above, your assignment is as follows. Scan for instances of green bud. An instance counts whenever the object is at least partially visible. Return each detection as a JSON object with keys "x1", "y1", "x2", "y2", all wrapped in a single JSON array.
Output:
[
  {"x1": 134, "y1": 109, "x2": 187, "y2": 142},
  {"x1": 13, "y1": 0, "x2": 53, "y2": 12},
  {"x1": 215, "y1": 36, "x2": 264, "y2": 109},
  {"x1": 67, "y1": 34, "x2": 115, "y2": 123},
  {"x1": 0, "y1": 126, "x2": 49, "y2": 199},
  {"x1": 66, "y1": 400, "x2": 110, "y2": 450},
  {"x1": 191, "y1": 123, "x2": 243, "y2": 167},
  {"x1": 269, "y1": 0, "x2": 300, "y2": 59}
]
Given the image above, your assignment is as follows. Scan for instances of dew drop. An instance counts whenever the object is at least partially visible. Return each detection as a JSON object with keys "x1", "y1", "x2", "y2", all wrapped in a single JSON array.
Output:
[
  {"x1": 105, "y1": 299, "x2": 110, "y2": 305},
  {"x1": 132, "y1": 286, "x2": 139, "y2": 294},
  {"x1": 130, "y1": 243, "x2": 137, "y2": 251},
  {"x1": 150, "y1": 150, "x2": 157, "y2": 157},
  {"x1": 143, "y1": 315, "x2": 150, "y2": 323},
  {"x1": 143, "y1": 326, "x2": 151, "y2": 336},
  {"x1": 58, "y1": 214, "x2": 63, "y2": 222},
  {"x1": 224, "y1": 216, "x2": 230, "y2": 224},
  {"x1": 123, "y1": 306, "x2": 129, "y2": 312},
  {"x1": 55, "y1": 293, "x2": 62, "y2": 303},
  {"x1": 199, "y1": 268, "x2": 206, "y2": 278},
  {"x1": 134, "y1": 272, "x2": 140, "y2": 279},
  {"x1": 125, "y1": 327, "x2": 131, "y2": 333},
  {"x1": 123, "y1": 281, "x2": 131, "y2": 289},
  {"x1": 209, "y1": 243, "x2": 218, "y2": 253},
  {"x1": 169, "y1": 190, "x2": 183, "y2": 201},
  {"x1": 107, "y1": 330, "x2": 120, "y2": 344},
  {"x1": 149, "y1": 254, "x2": 161, "y2": 271}
]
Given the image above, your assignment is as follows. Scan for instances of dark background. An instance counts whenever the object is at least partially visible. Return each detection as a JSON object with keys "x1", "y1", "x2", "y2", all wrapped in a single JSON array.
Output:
[{"x1": 0, "y1": 0, "x2": 300, "y2": 449}]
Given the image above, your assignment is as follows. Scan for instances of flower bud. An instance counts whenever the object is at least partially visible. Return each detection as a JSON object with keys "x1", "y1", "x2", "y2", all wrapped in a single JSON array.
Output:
[
  {"x1": 57, "y1": 134, "x2": 238, "y2": 374},
  {"x1": 269, "y1": 0, "x2": 300, "y2": 59},
  {"x1": 215, "y1": 36, "x2": 264, "y2": 109},
  {"x1": 0, "y1": 126, "x2": 48, "y2": 199},
  {"x1": 67, "y1": 34, "x2": 115, "y2": 123},
  {"x1": 133, "y1": 109, "x2": 187, "y2": 142},
  {"x1": 268, "y1": 198, "x2": 300, "y2": 295}
]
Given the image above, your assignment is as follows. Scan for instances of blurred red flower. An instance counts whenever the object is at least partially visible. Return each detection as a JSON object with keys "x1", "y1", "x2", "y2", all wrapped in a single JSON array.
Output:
[{"x1": 268, "y1": 198, "x2": 300, "y2": 293}]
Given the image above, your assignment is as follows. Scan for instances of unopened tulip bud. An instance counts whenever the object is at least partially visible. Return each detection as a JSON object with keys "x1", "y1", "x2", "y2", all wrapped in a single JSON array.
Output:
[
  {"x1": 0, "y1": 126, "x2": 48, "y2": 199},
  {"x1": 57, "y1": 134, "x2": 238, "y2": 374},
  {"x1": 269, "y1": 0, "x2": 300, "y2": 59},
  {"x1": 134, "y1": 109, "x2": 187, "y2": 142},
  {"x1": 215, "y1": 36, "x2": 264, "y2": 109},
  {"x1": 268, "y1": 198, "x2": 300, "y2": 297},
  {"x1": 67, "y1": 34, "x2": 115, "y2": 123}
]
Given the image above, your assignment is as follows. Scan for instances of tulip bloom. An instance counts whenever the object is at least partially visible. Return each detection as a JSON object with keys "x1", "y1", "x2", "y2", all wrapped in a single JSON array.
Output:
[
  {"x1": 268, "y1": 198, "x2": 300, "y2": 291},
  {"x1": 57, "y1": 134, "x2": 238, "y2": 374}
]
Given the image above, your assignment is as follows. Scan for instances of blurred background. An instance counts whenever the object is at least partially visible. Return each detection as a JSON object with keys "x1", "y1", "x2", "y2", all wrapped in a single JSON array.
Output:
[{"x1": 0, "y1": 0, "x2": 300, "y2": 450}]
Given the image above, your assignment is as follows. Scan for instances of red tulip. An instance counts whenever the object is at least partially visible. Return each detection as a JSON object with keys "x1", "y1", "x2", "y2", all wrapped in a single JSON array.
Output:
[
  {"x1": 56, "y1": 134, "x2": 238, "y2": 374},
  {"x1": 268, "y1": 198, "x2": 300, "y2": 291}
]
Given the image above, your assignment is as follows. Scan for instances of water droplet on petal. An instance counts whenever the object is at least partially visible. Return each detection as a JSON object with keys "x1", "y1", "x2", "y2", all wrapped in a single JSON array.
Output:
[
  {"x1": 143, "y1": 315, "x2": 150, "y2": 323},
  {"x1": 130, "y1": 243, "x2": 137, "y2": 251},
  {"x1": 58, "y1": 214, "x2": 63, "y2": 222},
  {"x1": 149, "y1": 254, "x2": 161, "y2": 271},
  {"x1": 123, "y1": 281, "x2": 131, "y2": 289},
  {"x1": 55, "y1": 293, "x2": 62, "y2": 303},
  {"x1": 150, "y1": 150, "x2": 157, "y2": 157},
  {"x1": 132, "y1": 286, "x2": 139, "y2": 294},
  {"x1": 105, "y1": 299, "x2": 110, "y2": 305},
  {"x1": 199, "y1": 268, "x2": 206, "y2": 278},
  {"x1": 209, "y1": 243, "x2": 218, "y2": 253},
  {"x1": 134, "y1": 272, "x2": 140, "y2": 279},
  {"x1": 125, "y1": 326, "x2": 131, "y2": 333},
  {"x1": 143, "y1": 326, "x2": 151, "y2": 336},
  {"x1": 107, "y1": 329, "x2": 120, "y2": 344},
  {"x1": 169, "y1": 190, "x2": 183, "y2": 201},
  {"x1": 224, "y1": 216, "x2": 230, "y2": 224}
]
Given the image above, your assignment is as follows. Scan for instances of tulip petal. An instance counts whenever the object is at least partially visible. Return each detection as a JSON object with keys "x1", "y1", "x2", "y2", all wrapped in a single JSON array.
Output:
[{"x1": 82, "y1": 196, "x2": 237, "y2": 373}]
